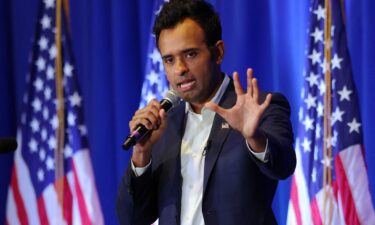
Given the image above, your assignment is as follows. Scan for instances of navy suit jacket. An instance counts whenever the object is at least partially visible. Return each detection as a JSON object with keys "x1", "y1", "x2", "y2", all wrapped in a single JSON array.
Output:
[{"x1": 116, "y1": 80, "x2": 296, "y2": 225}]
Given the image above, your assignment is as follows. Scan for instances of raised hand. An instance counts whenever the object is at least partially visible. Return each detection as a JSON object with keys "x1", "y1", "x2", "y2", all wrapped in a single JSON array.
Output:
[{"x1": 205, "y1": 68, "x2": 272, "y2": 152}]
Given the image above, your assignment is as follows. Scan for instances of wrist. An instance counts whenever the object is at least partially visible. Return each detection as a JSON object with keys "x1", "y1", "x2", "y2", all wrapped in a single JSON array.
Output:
[
  {"x1": 131, "y1": 147, "x2": 151, "y2": 167},
  {"x1": 245, "y1": 129, "x2": 267, "y2": 153}
]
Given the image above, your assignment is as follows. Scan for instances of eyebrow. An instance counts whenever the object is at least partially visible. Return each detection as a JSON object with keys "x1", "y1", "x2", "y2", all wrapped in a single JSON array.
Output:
[{"x1": 161, "y1": 48, "x2": 200, "y2": 60}]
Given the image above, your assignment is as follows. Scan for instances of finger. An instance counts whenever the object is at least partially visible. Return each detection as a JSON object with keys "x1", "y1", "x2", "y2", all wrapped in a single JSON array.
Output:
[
  {"x1": 136, "y1": 100, "x2": 160, "y2": 118},
  {"x1": 261, "y1": 93, "x2": 272, "y2": 110},
  {"x1": 133, "y1": 110, "x2": 159, "y2": 127},
  {"x1": 130, "y1": 118, "x2": 153, "y2": 130},
  {"x1": 205, "y1": 102, "x2": 227, "y2": 118},
  {"x1": 247, "y1": 68, "x2": 253, "y2": 96},
  {"x1": 233, "y1": 72, "x2": 244, "y2": 95},
  {"x1": 252, "y1": 78, "x2": 259, "y2": 103}
]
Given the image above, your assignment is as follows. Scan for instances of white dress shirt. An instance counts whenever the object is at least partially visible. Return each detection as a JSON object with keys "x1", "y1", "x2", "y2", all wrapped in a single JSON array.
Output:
[{"x1": 131, "y1": 75, "x2": 268, "y2": 225}]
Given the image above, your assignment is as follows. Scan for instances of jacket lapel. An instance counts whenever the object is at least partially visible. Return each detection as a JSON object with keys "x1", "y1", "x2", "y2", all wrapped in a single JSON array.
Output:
[
  {"x1": 203, "y1": 81, "x2": 236, "y2": 195},
  {"x1": 165, "y1": 102, "x2": 186, "y2": 223}
]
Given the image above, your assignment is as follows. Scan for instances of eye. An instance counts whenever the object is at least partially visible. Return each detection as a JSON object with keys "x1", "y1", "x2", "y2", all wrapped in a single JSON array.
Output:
[
  {"x1": 163, "y1": 56, "x2": 174, "y2": 64},
  {"x1": 185, "y1": 50, "x2": 198, "y2": 59}
]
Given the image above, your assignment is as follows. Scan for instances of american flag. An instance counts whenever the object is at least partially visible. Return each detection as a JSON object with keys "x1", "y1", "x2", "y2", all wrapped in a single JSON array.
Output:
[
  {"x1": 139, "y1": 1, "x2": 169, "y2": 225},
  {"x1": 6, "y1": 0, "x2": 103, "y2": 224},
  {"x1": 139, "y1": 0, "x2": 169, "y2": 109},
  {"x1": 287, "y1": 0, "x2": 375, "y2": 224}
]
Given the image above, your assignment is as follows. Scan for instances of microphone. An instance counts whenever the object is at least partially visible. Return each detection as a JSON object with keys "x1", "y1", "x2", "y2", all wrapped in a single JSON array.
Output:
[
  {"x1": 0, "y1": 137, "x2": 18, "y2": 154},
  {"x1": 122, "y1": 90, "x2": 181, "y2": 150}
]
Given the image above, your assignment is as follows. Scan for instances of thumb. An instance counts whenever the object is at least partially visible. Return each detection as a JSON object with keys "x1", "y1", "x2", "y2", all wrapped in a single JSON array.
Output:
[{"x1": 205, "y1": 102, "x2": 227, "y2": 118}]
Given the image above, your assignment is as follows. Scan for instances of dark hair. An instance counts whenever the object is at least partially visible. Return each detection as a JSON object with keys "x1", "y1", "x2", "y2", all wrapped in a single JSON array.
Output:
[{"x1": 153, "y1": 0, "x2": 222, "y2": 48}]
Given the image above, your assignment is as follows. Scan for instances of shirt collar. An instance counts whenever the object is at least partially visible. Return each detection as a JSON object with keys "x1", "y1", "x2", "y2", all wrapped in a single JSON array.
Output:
[{"x1": 185, "y1": 74, "x2": 230, "y2": 114}]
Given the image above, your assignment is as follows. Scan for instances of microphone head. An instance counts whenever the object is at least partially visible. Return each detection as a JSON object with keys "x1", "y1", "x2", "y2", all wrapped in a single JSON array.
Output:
[
  {"x1": 164, "y1": 90, "x2": 181, "y2": 108},
  {"x1": 0, "y1": 137, "x2": 18, "y2": 154}
]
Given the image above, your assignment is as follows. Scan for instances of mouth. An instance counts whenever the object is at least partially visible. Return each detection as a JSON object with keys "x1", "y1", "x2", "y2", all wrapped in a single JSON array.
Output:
[{"x1": 177, "y1": 80, "x2": 196, "y2": 92}]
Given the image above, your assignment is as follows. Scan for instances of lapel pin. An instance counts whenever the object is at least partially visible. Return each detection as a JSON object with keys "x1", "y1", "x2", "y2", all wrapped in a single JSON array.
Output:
[{"x1": 221, "y1": 122, "x2": 229, "y2": 129}]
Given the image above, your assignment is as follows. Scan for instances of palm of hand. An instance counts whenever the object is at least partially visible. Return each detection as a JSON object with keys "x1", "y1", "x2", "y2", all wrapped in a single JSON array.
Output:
[{"x1": 205, "y1": 69, "x2": 271, "y2": 140}]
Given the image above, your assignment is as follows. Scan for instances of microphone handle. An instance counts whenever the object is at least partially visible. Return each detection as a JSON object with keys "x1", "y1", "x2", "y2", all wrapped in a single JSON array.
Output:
[{"x1": 122, "y1": 99, "x2": 173, "y2": 150}]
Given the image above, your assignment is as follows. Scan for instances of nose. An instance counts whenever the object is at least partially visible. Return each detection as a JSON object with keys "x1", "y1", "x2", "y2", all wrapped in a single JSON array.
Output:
[{"x1": 174, "y1": 58, "x2": 188, "y2": 76}]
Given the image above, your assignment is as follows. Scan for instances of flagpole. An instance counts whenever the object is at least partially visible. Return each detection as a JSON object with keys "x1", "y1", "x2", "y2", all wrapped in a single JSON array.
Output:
[
  {"x1": 323, "y1": 0, "x2": 333, "y2": 224},
  {"x1": 55, "y1": 0, "x2": 65, "y2": 222}
]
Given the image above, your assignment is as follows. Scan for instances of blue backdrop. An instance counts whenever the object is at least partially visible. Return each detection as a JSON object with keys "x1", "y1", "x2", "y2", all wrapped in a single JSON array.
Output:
[{"x1": 1, "y1": 0, "x2": 374, "y2": 224}]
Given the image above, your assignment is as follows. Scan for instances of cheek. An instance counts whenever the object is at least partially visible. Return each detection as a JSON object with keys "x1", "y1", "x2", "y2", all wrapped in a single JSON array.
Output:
[{"x1": 164, "y1": 71, "x2": 176, "y2": 88}]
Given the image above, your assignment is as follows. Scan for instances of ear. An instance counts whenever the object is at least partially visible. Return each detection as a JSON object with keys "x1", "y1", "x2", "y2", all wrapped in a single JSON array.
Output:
[{"x1": 214, "y1": 40, "x2": 224, "y2": 64}]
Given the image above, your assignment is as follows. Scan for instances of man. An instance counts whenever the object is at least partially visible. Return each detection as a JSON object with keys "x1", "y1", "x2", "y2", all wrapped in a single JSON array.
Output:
[{"x1": 116, "y1": 0, "x2": 296, "y2": 224}]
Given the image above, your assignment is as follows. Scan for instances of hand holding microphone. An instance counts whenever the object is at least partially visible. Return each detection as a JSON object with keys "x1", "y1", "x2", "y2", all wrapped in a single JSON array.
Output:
[{"x1": 122, "y1": 90, "x2": 180, "y2": 151}]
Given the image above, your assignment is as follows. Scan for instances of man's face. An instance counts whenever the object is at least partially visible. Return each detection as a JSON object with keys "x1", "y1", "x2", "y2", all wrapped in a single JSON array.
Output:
[{"x1": 158, "y1": 18, "x2": 222, "y2": 106}]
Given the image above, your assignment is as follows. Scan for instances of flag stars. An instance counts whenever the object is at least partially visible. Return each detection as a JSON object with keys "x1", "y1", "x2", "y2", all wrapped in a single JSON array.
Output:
[
  {"x1": 43, "y1": 107, "x2": 49, "y2": 120},
  {"x1": 36, "y1": 57, "x2": 46, "y2": 71},
  {"x1": 49, "y1": 45, "x2": 57, "y2": 59},
  {"x1": 67, "y1": 112, "x2": 76, "y2": 126},
  {"x1": 79, "y1": 125, "x2": 87, "y2": 136},
  {"x1": 338, "y1": 86, "x2": 352, "y2": 102},
  {"x1": 64, "y1": 145, "x2": 73, "y2": 158},
  {"x1": 331, "y1": 53, "x2": 343, "y2": 70},
  {"x1": 308, "y1": 49, "x2": 321, "y2": 65},
  {"x1": 46, "y1": 156, "x2": 54, "y2": 171},
  {"x1": 303, "y1": 115, "x2": 315, "y2": 131},
  {"x1": 149, "y1": 48, "x2": 162, "y2": 65},
  {"x1": 311, "y1": 27, "x2": 323, "y2": 43},
  {"x1": 48, "y1": 136, "x2": 56, "y2": 150},
  {"x1": 313, "y1": 5, "x2": 325, "y2": 21},
  {"x1": 306, "y1": 72, "x2": 319, "y2": 87},
  {"x1": 32, "y1": 98, "x2": 42, "y2": 112},
  {"x1": 314, "y1": 146, "x2": 319, "y2": 160},
  {"x1": 30, "y1": 118, "x2": 40, "y2": 133},
  {"x1": 331, "y1": 107, "x2": 345, "y2": 126},
  {"x1": 304, "y1": 93, "x2": 317, "y2": 109},
  {"x1": 326, "y1": 130, "x2": 338, "y2": 148},
  {"x1": 145, "y1": 91, "x2": 156, "y2": 103},
  {"x1": 40, "y1": 15, "x2": 51, "y2": 30},
  {"x1": 311, "y1": 167, "x2": 317, "y2": 183},
  {"x1": 318, "y1": 80, "x2": 325, "y2": 96},
  {"x1": 44, "y1": 87, "x2": 52, "y2": 100},
  {"x1": 41, "y1": 128, "x2": 48, "y2": 141},
  {"x1": 38, "y1": 36, "x2": 48, "y2": 51},
  {"x1": 29, "y1": 138, "x2": 38, "y2": 153},
  {"x1": 301, "y1": 137, "x2": 312, "y2": 152},
  {"x1": 315, "y1": 123, "x2": 321, "y2": 139},
  {"x1": 147, "y1": 70, "x2": 160, "y2": 86},
  {"x1": 317, "y1": 102, "x2": 324, "y2": 117},
  {"x1": 347, "y1": 118, "x2": 361, "y2": 134},
  {"x1": 33, "y1": 77, "x2": 44, "y2": 92},
  {"x1": 46, "y1": 65, "x2": 54, "y2": 79},
  {"x1": 50, "y1": 115, "x2": 58, "y2": 129},
  {"x1": 69, "y1": 92, "x2": 82, "y2": 107},
  {"x1": 37, "y1": 168, "x2": 45, "y2": 182},
  {"x1": 39, "y1": 148, "x2": 46, "y2": 161},
  {"x1": 64, "y1": 62, "x2": 74, "y2": 77},
  {"x1": 43, "y1": 0, "x2": 55, "y2": 9}
]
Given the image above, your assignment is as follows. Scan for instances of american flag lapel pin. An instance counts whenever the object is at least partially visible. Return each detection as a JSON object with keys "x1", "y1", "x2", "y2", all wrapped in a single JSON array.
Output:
[{"x1": 221, "y1": 122, "x2": 229, "y2": 129}]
